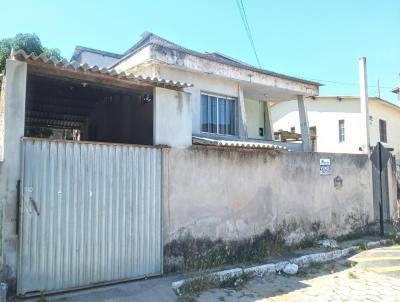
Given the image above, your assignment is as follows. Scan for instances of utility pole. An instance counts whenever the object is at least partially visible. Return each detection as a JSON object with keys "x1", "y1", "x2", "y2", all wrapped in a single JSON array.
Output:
[{"x1": 359, "y1": 57, "x2": 370, "y2": 156}]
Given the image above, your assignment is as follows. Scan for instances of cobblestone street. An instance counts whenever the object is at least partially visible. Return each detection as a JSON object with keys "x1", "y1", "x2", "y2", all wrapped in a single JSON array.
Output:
[{"x1": 198, "y1": 245, "x2": 400, "y2": 302}]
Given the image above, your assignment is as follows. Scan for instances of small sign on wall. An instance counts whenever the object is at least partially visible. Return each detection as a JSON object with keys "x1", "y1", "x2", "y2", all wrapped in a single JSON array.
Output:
[{"x1": 320, "y1": 158, "x2": 331, "y2": 176}]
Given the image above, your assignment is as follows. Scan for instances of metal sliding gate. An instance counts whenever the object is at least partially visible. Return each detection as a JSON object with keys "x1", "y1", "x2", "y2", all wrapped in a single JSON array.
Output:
[{"x1": 17, "y1": 138, "x2": 162, "y2": 295}]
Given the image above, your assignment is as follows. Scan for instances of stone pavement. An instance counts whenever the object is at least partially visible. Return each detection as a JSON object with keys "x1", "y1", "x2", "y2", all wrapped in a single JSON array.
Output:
[{"x1": 198, "y1": 245, "x2": 400, "y2": 302}]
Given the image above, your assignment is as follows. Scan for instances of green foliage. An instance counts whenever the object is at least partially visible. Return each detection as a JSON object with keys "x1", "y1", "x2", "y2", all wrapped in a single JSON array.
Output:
[
  {"x1": 0, "y1": 33, "x2": 63, "y2": 72},
  {"x1": 164, "y1": 229, "x2": 287, "y2": 272}
]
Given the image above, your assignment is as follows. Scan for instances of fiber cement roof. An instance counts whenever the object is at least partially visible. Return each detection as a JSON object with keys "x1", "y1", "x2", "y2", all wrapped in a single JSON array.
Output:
[{"x1": 11, "y1": 49, "x2": 193, "y2": 90}]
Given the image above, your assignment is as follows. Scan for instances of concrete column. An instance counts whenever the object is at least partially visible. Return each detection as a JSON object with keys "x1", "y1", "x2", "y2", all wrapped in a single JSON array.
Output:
[
  {"x1": 297, "y1": 95, "x2": 311, "y2": 152},
  {"x1": 238, "y1": 84, "x2": 248, "y2": 140},
  {"x1": 263, "y1": 101, "x2": 274, "y2": 141},
  {"x1": 359, "y1": 57, "x2": 370, "y2": 156},
  {"x1": 153, "y1": 87, "x2": 192, "y2": 148},
  {"x1": 0, "y1": 59, "x2": 27, "y2": 288}
]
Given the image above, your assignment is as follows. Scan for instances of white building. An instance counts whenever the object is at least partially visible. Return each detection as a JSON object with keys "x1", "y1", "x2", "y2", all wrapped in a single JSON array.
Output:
[
  {"x1": 72, "y1": 32, "x2": 321, "y2": 151},
  {"x1": 271, "y1": 95, "x2": 400, "y2": 158}
]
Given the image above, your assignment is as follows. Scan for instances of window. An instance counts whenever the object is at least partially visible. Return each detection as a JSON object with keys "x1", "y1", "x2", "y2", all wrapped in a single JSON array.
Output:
[
  {"x1": 338, "y1": 119, "x2": 345, "y2": 143},
  {"x1": 201, "y1": 94, "x2": 237, "y2": 135},
  {"x1": 379, "y1": 119, "x2": 387, "y2": 143},
  {"x1": 290, "y1": 127, "x2": 296, "y2": 133}
]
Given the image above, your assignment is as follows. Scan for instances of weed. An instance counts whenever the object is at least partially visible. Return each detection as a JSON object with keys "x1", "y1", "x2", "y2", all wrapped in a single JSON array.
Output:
[
  {"x1": 359, "y1": 242, "x2": 369, "y2": 250},
  {"x1": 335, "y1": 231, "x2": 365, "y2": 243},
  {"x1": 164, "y1": 229, "x2": 287, "y2": 272},
  {"x1": 348, "y1": 271, "x2": 358, "y2": 279},
  {"x1": 385, "y1": 232, "x2": 400, "y2": 245},
  {"x1": 178, "y1": 272, "x2": 252, "y2": 300},
  {"x1": 295, "y1": 237, "x2": 316, "y2": 249}
]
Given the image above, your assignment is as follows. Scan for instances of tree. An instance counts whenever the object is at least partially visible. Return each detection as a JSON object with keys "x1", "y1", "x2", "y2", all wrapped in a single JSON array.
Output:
[{"x1": 0, "y1": 33, "x2": 63, "y2": 72}]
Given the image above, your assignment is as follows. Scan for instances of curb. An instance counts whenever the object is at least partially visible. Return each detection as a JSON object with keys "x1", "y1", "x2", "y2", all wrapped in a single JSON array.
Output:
[{"x1": 171, "y1": 239, "x2": 393, "y2": 294}]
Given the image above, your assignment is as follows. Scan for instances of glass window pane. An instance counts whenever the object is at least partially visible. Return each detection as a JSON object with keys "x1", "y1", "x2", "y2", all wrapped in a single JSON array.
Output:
[
  {"x1": 210, "y1": 96, "x2": 217, "y2": 133},
  {"x1": 201, "y1": 94, "x2": 209, "y2": 132},
  {"x1": 218, "y1": 98, "x2": 227, "y2": 134},
  {"x1": 227, "y1": 99, "x2": 235, "y2": 135}
]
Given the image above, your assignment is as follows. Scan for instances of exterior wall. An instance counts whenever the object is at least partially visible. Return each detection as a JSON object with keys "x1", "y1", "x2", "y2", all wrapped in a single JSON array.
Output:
[
  {"x1": 369, "y1": 101, "x2": 400, "y2": 158},
  {"x1": 153, "y1": 87, "x2": 192, "y2": 148},
  {"x1": 0, "y1": 60, "x2": 27, "y2": 289},
  {"x1": 271, "y1": 97, "x2": 400, "y2": 156},
  {"x1": 156, "y1": 65, "x2": 240, "y2": 136},
  {"x1": 147, "y1": 44, "x2": 319, "y2": 96},
  {"x1": 245, "y1": 99, "x2": 265, "y2": 140},
  {"x1": 78, "y1": 52, "x2": 119, "y2": 68},
  {"x1": 163, "y1": 147, "x2": 373, "y2": 246}
]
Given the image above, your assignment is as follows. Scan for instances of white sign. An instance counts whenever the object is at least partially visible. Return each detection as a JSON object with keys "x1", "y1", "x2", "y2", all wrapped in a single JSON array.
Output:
[{"x1": 320, "y1": 158, "x2": 331, "y2": 176}]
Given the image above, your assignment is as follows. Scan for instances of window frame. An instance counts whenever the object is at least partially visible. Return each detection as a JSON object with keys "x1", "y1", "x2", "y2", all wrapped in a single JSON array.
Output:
[
  {"x1": 338, "y1": 119, "x2": 345, "y2": 143},
  {"x1": 200, "y1": 92, "x2": 238, "y2": 136},
  {"x1": 379, "y1": 119, "x2": 387, "y2": 143}
]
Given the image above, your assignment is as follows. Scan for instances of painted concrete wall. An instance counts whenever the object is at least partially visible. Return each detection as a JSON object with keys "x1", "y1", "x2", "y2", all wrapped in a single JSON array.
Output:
[
  {"x1": 369, "y1": 101, "x2": 400, "y2": 158},
  {"x1": 271, "y1": 97, "x2": 400, "y2": 158},
  {"x1": 153, "y1": 87, "x2": 192, "y2": 148},
  {"x1": 0, "y1": 60, "x2": 27, "y2": 289},
  {"x1": 134, "y1": 63, "x2": 277, "y2": 141},
  {"x1": 245, "y1": 99, "x2": 264, "y2": 140},
  {"x1": 78, "y1": 51, "x2": 119, "y2": 68},
  {"x1": 146, "y1": 44, "x2": 319, "y2": 97},
  {"x1": 162, "y1": 147, "x2": 374, "y2": 246}
]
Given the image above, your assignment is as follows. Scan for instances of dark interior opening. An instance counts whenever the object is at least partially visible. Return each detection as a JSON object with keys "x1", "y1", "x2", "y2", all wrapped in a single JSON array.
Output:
[{"x1": 25, "y1": 73, "x2": 154, "y2": 145}]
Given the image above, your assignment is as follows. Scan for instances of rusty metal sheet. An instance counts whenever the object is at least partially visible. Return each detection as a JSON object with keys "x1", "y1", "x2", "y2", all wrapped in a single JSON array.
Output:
[{"x1": 17, "y1": 138, "x2": 162, "y2": 295}]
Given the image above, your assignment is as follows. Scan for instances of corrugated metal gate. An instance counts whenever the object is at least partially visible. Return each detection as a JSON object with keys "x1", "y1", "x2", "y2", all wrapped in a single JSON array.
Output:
[{"x1": 17, "y1": 138, "x2": 162, "y2": 295}]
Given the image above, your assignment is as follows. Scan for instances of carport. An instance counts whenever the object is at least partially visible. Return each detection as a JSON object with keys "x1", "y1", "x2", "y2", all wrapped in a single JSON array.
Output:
[{"x1": 0, "y1": 50, "x2": 192, "y2": 295}]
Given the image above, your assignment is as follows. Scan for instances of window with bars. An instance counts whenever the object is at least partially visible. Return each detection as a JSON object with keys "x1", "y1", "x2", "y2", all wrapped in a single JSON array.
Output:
[
  {"x1": 379, "y1": 119, "x2": 387, "y2": 143},
  {"x1": 201, "y1": 93, "x2": 237, "y2": 135},
  {"x1": 338, "y1": 119, "x2": 345, "y2": 143}
]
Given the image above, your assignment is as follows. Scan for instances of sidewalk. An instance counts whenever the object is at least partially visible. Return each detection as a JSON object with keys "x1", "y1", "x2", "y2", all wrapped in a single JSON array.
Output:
[
  {"x1": 10, "y1": 236, "x2": 394, "y2": 302},
  {"x1": 11, "y1": 275, "x2": 180, "y2": 302}
]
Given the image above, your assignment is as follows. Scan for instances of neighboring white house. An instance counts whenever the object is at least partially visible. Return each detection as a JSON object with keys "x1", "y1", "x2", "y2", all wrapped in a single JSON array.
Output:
[
  {"x1": 72, "y1": 32, "x2": 321, "y2": 151},
  {"x1": 271, "y1": 95, "x2": 400, "y2": 158}
]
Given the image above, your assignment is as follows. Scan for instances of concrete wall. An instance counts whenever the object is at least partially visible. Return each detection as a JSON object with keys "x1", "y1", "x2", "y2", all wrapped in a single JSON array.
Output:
[
  {"x1": 0, "y1": 60, "x2": 27, "y2": 289},
  {"x1": 245, "y1": 99, "x2": 264, "y2": 139},
  {"x1": 156, "y1": 65, "x2": 239, "y2": 136},
  {"x1": 369, "y1": 101, "x2": 400, "y2": 159},
  {"x1": 162, "y1": 147, "x2": 373, "y2": 245},
  {"x1": 153, "y1": 87, "x2": 192, "y2": 148},
  {"x1": 79, "y1": 51, "x2": 119, "y2": 68}
]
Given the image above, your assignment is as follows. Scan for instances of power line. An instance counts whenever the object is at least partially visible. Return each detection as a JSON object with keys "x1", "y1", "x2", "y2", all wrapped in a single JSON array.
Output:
[
  {"x1": 235, "y1": 0, "x2": 262, "y2": 68},
  {"x1": 298, "y1": 76, "x2": 393, "y2": 89}
]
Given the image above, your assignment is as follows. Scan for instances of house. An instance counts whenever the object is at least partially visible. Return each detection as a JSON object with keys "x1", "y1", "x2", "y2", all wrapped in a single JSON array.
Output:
[
  {"x1": 0, "y1": 34, "x2": 397, "y2": 297},
  {"x1": 71, "y1": 31, "x2": 321, "y2": 151},
  {"x1": 271, "y1": 95, "x2": 400, "y2": 158}
]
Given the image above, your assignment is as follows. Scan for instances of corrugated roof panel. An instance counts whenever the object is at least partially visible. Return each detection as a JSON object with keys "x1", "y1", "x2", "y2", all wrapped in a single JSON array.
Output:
[
  {"x1": 192, "y1": 136, "x2": 287, "y2": 150},
  {"x1": 11, "y1": 49, "x2": 193, "y2": 90}
]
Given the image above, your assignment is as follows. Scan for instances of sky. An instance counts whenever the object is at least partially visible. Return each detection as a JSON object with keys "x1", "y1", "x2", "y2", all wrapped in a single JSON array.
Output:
[{"x1": 1, "y1": 0, "x2": 399, "y2": 102}]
